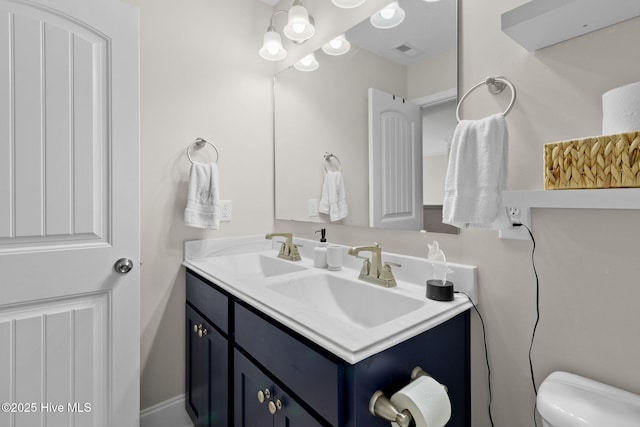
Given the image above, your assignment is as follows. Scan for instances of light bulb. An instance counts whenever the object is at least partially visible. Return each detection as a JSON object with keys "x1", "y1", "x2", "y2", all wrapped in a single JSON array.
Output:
[
  {"x1": 322, "y1": 34, "x2": 351, "y2": 56},
  {"x1": 294, "y1": 52, "x2": 319, "y2": 72},
  {"x1": 370, "y1": 2, "x2": 405, "y2": 29},
  {"x1": 284, "y1": 3, "x2": 315, "y2": 42},
  {"x1": 380, "y1": 5, "x2": 396, "y2": 19},
  {"x1": 331, "y1": 0, "x2": 366, "y2": 8},
  {"x1": 259, "y1": 30, "x2": 287, "y2": 61}
]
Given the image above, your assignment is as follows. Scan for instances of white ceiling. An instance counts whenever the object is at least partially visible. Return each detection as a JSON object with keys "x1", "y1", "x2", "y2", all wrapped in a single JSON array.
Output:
[
  {"x1": 255, "y1": 0, "x2": 457, "y2": 66},
  {"x1": 347, "y1": 0, "x2": 456, "y2": 66}
]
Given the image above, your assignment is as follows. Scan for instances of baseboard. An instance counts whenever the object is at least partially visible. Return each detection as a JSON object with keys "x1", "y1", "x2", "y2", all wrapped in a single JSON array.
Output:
[{"x1": 140, "y1": 394, "x2": 192, "y2": 427}]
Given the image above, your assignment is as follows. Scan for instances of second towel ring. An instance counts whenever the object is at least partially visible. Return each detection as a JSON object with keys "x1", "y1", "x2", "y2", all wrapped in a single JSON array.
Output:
[
  {"x1": 187, "y1": 137, "x2": 219, "y2": 164},
  {"x1": 323, "y1": 152, "x2": 342, "y2": 172},
  {"x1": 456, "y1": 76, "x2": 516, "y2": 122}
]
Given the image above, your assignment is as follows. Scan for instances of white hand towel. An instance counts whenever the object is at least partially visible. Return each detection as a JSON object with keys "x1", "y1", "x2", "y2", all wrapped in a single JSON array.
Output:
[
  {"x1": 442, "y1": 113, "x2": 510, "y2": 230},
  {"x1": 184, "y1": 162, "x2": 220, "y2": 229},
  {"x1": 319, "y1": 170, "x2": 348, "y2": 222}
]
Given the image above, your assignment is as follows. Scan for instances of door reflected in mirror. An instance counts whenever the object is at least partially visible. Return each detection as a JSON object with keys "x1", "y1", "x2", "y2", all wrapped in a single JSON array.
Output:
[{"x1": 275, "y1": 0, "x2": 458, "y2": 234}]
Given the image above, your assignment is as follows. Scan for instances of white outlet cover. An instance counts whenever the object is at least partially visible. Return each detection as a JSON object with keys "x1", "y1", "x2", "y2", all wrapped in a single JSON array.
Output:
[
  {"x1": 308, "y1": 199, "x2": 319, "y2": 217},
  {"x1": 220, "y1": 200, "x2": 232, "y2": 222}
]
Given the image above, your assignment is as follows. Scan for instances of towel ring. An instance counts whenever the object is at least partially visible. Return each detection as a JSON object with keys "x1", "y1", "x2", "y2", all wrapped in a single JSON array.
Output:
[
  {"x1": 187, "y1": 137, "x2": 219, "y2": 164},
  {"x1": 323, "y1": 152, "x2": 341, "y2": 172},
  {"x1": 456, "y1": 76, "x2": 516, "y2": 122}
]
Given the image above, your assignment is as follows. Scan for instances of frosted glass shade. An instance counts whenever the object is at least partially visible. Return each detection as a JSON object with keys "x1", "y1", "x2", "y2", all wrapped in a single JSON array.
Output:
[
  {"x1": 259, "y1": 30, "x2": 287, "y2": 61},
  {"x1": 294, "y1": 53, "x2": 319, "y2": 72},
  {"x1": 283, "y1": 4, "x2": 315, "y2": 42},
  {"x1": 322, "y1": 34, "x2": 351, "y2": 56},
  {"x1": 370, "y1": 1, "x2": 405, "y2": 29},
  {"x1": 331, "y1": 0, "x2": 366, "y2": 8}
]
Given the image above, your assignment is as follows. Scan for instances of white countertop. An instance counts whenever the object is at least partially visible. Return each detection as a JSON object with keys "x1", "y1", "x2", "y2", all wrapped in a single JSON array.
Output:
[{"x1": 183, "y1": 235, "x2": 477, "y2": 364}]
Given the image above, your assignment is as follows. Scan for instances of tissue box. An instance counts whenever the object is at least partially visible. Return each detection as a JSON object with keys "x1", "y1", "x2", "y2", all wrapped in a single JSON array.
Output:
[{"x1": 544, "y1": 131, "x2": 640, "y2": 190}]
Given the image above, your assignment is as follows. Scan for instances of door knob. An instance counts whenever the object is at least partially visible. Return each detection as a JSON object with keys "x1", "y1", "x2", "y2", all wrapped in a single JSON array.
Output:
[
  {"x1": 114, "y1": 258, "x2": 134, "y2": 274},
  {"x1": 268, "y1": 399, "x2": 282, "y2": 415}
]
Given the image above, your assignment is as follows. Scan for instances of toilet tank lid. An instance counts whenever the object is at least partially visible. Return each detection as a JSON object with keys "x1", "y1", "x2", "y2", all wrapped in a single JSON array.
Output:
[{"x1": 537, "y1": 371, "x2": 640, "y2": 427}]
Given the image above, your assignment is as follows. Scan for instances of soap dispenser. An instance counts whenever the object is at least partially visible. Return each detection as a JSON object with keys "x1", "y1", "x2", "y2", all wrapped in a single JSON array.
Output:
[{"x1": 314, "y1": 228, "x2": 328, "y2": 268}]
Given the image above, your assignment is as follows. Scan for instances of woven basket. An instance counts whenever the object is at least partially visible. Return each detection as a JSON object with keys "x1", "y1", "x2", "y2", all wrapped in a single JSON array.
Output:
[{"x1": 544, "y1": 131, "x2": 640, "y2": 190}]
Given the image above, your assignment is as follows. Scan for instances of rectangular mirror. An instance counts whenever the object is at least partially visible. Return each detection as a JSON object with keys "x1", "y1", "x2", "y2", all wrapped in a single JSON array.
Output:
[{"x1": 275, "y1": 0, "x2": 458, "y2": 233}]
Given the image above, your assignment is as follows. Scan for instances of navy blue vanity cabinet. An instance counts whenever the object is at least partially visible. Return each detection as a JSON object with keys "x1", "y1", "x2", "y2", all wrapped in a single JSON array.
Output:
[
  {"x1": 185, "y1": 269, "x2": 470, "y2": 427},
  {"x1": 344, "y1": 311, "x2": 471, "y2": 427},
  {"x1": 186, "y1": 272, "x2": 229, "y2": 427},
  {"x1": 234, "y1": 349, "x2": 323, "y2": 427}
]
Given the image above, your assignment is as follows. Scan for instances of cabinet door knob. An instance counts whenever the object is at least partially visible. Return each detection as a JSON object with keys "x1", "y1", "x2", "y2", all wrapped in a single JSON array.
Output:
[
  {"x1": 193, "y1": 324, "x2": 202, "y2": 333},
  {"x1": 268, "y1": 399, "x2": 282, "y2": 415},
  {"x1": 198, "y1": 328, "x2": 207, "y2": 337},
  {"x1": 257, "y1": 388, "x2": 271, "y2": 403}
]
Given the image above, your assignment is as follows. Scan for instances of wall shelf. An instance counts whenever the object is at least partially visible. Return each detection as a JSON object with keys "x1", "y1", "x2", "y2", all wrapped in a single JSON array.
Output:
[
  {"x1": 499, "y1": 188, "x2": 640, "y2": 240},
  {"x1": 501, "y1": 0, "x2": 640, "y2": 51}
]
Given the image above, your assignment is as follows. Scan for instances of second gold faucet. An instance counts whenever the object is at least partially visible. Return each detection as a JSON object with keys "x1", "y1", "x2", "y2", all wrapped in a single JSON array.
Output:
[{"x1": 347, "y1": 243, "x2": 400, "y2": 288}]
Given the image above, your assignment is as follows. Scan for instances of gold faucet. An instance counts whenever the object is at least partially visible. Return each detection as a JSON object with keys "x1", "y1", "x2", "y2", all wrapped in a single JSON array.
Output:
[
  {"x1": 265, "y1": 232, "x2": 301, "y2": 261},
  {"x1": 347, "y1": 243, "x2": 400, "y2": 288}
]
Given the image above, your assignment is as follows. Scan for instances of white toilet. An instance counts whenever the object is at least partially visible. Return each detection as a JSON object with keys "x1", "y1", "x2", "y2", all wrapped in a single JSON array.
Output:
[{"x1": 537, "y1": 371, "x2": 640, "y2": 426}]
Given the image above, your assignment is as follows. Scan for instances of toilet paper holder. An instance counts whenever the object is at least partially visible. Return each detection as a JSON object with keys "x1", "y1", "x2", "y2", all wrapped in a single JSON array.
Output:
[{"x1": 369, "y1": 366, "x2": 447, "y2": 427}]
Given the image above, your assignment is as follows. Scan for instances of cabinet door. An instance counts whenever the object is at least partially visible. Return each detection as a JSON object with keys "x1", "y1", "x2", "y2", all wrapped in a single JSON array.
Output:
[
  {"x1": 235, "y1": 350, "x2": 274, "y2": 427},
  {"x1": 186, "y1": 305, "x2": 228, "y2": 427},
  {"x1": 273, "y1": 386, "x2": 324, "y2": 427},
  {"x1": 186, "y1": 306, "x2": 205, "y2": 424},
  {"x1": 235, "y1": 350, "x2": 323, "y2": 427}
]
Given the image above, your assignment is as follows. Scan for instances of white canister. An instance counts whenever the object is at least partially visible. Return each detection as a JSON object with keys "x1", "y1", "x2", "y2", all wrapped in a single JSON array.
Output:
[{"x1": 326, "y1": 245, "x2": 343, "y2": 271}]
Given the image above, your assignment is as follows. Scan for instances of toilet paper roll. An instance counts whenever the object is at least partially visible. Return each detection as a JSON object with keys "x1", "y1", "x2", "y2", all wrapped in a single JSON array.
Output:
[
  {"x1": 389, "y1": 376, "x2": 451, "y2": 427},
  {"x1": 602, "y1": 81, "x2": 640, "y2": 135}
]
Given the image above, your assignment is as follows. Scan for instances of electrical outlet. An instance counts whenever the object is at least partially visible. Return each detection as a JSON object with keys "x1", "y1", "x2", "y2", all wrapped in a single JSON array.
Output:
[
  {"x1": 499, "y1": 204, "x2": 531, "y2": 240},
  {"x1": 507, "y1": 206, "x2": 521, "y2": 222},
  {"x1": 220, "y1": 200, "x2": 232, "y2": 222},
  {"x1": 308, "y1": 198, "x2": 319, "y2": 217}
]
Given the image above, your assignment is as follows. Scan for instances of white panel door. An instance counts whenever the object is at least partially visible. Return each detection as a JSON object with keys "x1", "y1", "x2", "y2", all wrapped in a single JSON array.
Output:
[
  {"x1": 368, "y1": 88, "x2": 423, "y2": 230},
  {"x1": 0, "y1": 0, "x2": 139, "y2": 426}
]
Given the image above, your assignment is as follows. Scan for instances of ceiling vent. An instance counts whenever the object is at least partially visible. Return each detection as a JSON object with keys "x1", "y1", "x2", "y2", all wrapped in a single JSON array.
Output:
[{"x1": 393, "y1": 42, "x2": 422, "y2": 58}]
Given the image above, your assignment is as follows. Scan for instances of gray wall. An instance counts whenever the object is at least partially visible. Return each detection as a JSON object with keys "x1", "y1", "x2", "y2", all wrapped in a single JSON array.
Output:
[
  {"x1": 278, "y1": 1, "x2": 640, "y2": 426},
  {"x1": 128, "y1": 0, "x2": 640, "y2": 425},
  {"x1": 124, "y1": 0, "x2": 275, "y2": 409}
]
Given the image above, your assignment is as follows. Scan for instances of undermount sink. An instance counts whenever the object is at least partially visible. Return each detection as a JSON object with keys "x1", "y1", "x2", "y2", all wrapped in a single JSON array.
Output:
[
  {"x1": 202, "y1": 252, "x2": 307, "y2": 280},
  {"x1": 266, "y1": 273, "x2": 426, "y2": 328}
]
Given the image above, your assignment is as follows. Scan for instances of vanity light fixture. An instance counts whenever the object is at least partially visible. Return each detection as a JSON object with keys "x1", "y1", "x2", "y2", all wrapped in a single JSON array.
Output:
[
  {"x1": 259, "y1": 0, "x2": 315, "y2": 61},
  {"x1": 331, "y1": 0, "x2": 366, "y2": 8},
  {"x1": 370, "y1": 1, "x2": 405, "y2": 29},
  {"x1": 294, "y1": 52, "x2": 319, "y2": 72},
  {"x1": 283, "y1": 0, "x2": 315, "y2": 42},
  {"x1": 322, "y1": 34, "x2": 351, "y2": 56},
  {"x1": 259, "y1": 27, "x2": 287, "y2": 61}
]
